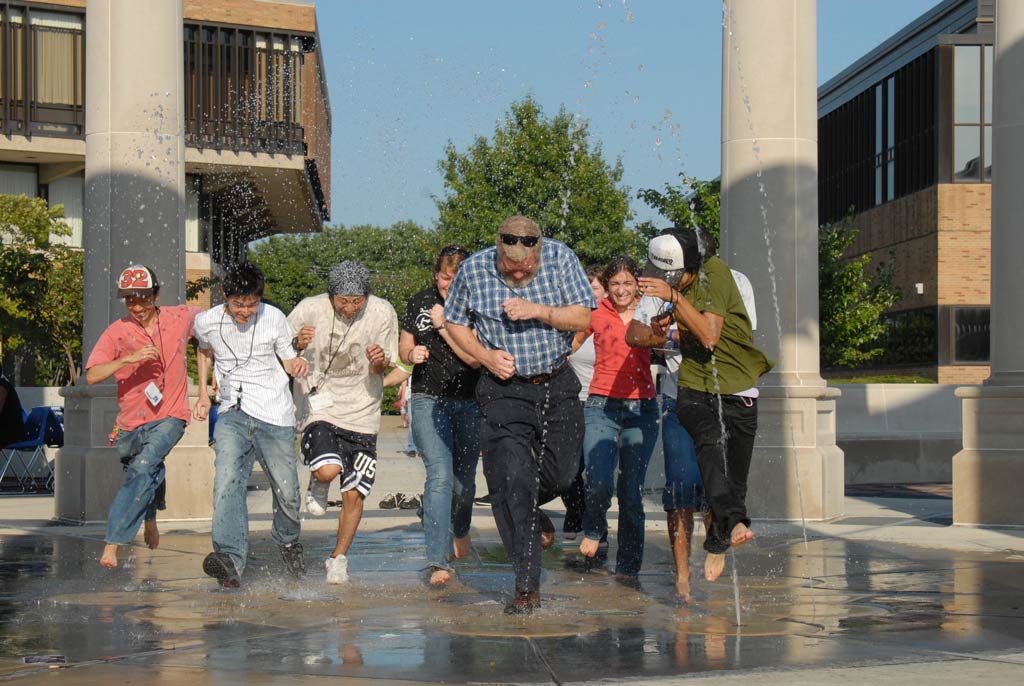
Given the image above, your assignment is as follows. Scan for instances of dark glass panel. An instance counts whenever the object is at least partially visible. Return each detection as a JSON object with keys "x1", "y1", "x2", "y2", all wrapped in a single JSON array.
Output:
[{"x1": 954, "y1": 308, "x2": 990, "y2": 363}]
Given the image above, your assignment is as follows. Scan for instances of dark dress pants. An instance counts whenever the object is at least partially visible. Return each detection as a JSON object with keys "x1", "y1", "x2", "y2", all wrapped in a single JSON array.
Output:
[
  {"x1": 477, "y1": 368, "x2": 583, "y2": 593},
  {"x1": 675, "y1": 387, "x2": 758, "y2": 554}
]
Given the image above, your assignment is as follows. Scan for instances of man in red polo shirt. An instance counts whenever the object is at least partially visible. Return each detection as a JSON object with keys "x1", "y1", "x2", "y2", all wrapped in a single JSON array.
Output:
[{"x1": 85, "y1": 265, "x2": 200, "y2": 568}]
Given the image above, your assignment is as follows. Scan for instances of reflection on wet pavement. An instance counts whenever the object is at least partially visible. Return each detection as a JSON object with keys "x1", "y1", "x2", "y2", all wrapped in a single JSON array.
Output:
[{"x1": 1, "y1": 524, "x2": 1023, "y2": 684}]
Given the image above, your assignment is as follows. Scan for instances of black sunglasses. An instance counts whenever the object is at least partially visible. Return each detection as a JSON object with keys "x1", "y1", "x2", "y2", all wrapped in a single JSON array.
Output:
[{"x1": 499, "y1": 233, "x2": 540, "y2": 248}]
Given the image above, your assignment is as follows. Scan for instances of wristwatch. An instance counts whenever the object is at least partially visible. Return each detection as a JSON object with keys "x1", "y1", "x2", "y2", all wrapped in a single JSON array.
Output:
[{"x1": 291, "y1": 335, "x2": 300, "y2": 351}]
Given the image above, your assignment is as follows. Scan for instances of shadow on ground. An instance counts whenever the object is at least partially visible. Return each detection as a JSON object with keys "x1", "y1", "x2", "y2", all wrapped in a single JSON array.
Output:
[{"x1": 1, "y1": 517, "x2": 1024, "y2": 685}]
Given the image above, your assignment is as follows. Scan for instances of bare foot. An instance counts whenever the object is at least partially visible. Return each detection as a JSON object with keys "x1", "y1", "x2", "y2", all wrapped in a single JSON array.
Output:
[
  {"x1": 675, "y1": 574, "x2": 692, "y2": 602},
  {"x1": 452, "y1": 535, "x2": 471, "y2": 559},
  {"x1": 730, "y1": 522, "x2": 754, "y2": 547},
  {"x1": 429, "y1": 569, "x2": 451, "y2": 586},
  {"x1": 100, "y1": 544, "x2": 119, "y2": 569},
  {"x1": 579, "y1": 537, "x2": 600, "y2": 558},
  {"x1": 144, "y1": 520, "x2": 160, "y2": 550},
  {"x1": 704, "y1": 552, "x2": 726, "y2": 582}
]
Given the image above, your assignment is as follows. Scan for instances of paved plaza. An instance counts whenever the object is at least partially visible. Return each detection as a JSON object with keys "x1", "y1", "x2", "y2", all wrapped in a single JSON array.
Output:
[{"x1": 1, "y1": 479, "x2": 1023, "y2": 685}]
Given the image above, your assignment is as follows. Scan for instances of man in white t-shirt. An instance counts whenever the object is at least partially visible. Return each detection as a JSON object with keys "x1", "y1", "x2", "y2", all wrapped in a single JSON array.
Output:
[
  {"x1": 288, "y1": 260, "x2": 399, "y2": 584},
  {"x1": 192, "y1": 262, "x2": 310, "y2": 588}
]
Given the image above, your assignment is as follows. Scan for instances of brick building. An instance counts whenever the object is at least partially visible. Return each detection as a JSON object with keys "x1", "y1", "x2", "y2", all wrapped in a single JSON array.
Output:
[
  {"x1": 0, "y1": 0, "x2": 330, "y2": 313},
  {"x1": 818, "y1": 0, "x2": 992, "y2": 383}
]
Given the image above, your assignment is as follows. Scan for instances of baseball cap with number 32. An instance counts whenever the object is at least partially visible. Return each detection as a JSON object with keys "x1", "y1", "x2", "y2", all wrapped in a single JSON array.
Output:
[{"x1": 117, "y1": 264, "x2": 160, "y2": 298}]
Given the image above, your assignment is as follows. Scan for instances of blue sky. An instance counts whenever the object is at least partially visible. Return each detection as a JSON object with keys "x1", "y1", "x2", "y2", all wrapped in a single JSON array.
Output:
[{"x1": 316, "y1": 1, "x2": 940, "y2": 229}]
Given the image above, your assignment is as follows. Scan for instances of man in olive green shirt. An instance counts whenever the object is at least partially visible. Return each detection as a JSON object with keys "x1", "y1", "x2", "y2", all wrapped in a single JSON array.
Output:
[{"x1": 637, "y1": 228, "x2": 772, "y2": 583}]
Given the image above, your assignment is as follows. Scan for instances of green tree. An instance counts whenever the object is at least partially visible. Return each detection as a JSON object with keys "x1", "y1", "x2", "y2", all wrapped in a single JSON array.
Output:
[
  {"x1": 636, "y1": 174, "x2": 721, "y2": 249},
  {"x1": 0, "y1": 194, "x2": 82, "y2": 385},
  {"x1": 435, "y1": 96, "x2": 639, "y2": 263},
  {"x1": 36, "y1": 247, "x2": 84, "y2": 386},
  {"x1": 248, "y1": 221, "x2": 436, "y2": 317},
  {"x1": 818, "y1": 217, "x2": 901, "y2": 368}
]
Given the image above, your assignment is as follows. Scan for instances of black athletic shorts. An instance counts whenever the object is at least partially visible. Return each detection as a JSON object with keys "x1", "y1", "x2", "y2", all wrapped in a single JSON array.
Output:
[{"x1": 300, "y1": 421, "x2": 377, "y2": 498}]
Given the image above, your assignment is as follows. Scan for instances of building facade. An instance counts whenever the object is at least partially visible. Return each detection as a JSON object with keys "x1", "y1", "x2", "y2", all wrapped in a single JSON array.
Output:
[
  {"x1": 0, "y1": 0, "x2": 330, "y2": 313},
  {"x1": 818, "y1": 0, "x2": 992, "y2": 383}
]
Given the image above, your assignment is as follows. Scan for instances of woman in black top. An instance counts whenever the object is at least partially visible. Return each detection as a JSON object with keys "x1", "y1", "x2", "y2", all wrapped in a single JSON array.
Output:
[{"x1": 399, "y1": 246, "x2": 481, "y2": 586}]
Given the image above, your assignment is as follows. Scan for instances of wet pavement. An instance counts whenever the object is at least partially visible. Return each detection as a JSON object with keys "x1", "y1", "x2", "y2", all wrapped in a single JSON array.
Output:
[{"x1": 1, "y1": 498, "x2": 1024, "y2": 685}]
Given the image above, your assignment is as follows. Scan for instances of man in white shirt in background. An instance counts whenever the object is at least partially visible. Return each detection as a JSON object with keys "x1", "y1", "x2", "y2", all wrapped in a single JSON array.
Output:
[
  {"x1": 288, "y1": 260, "x2": 399, "y2": 584},
  {"x1": 193, "y1": 262, "x2": 309, "y2": 588}
]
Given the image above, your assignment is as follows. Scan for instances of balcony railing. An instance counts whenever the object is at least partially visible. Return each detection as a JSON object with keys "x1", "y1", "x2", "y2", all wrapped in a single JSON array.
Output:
[
  {"x1": 0, "y1": 3, "x2": 85, "y2": 138},
  {"x1": 0, "y1": 8, "x2": 313, "y2": 157},
  {"x1": 184, "y1": 24, "x2": 310, "y2": 156}
]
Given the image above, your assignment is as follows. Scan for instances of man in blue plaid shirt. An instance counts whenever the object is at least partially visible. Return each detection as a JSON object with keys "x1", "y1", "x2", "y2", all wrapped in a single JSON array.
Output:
[{"x1": 445, "y1": 215, "x2": 596, "y2": 615}]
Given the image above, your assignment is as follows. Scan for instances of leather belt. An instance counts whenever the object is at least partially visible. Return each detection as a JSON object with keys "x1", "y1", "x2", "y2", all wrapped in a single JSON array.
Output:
[{"x1": 516, "y1": 362, "x2": 569, "y2": 385}]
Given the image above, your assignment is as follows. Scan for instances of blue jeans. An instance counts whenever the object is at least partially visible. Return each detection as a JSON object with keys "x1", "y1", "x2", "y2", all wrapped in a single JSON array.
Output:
[
  {"x1": 212, "y1": 409, "x2": 300, "y2": 575},
  {"x1": 410, "y1": 394, "x2": 481, "y2": 572},
  {"x1": 661, "y1": 395, "x2": 705, "y2": 512},
  {"x1": 582, "y1": 395, "x2": 659, "y2": 576},
  {"x1": 105, "y1": 418, "x2": 186, "y2": 545}
]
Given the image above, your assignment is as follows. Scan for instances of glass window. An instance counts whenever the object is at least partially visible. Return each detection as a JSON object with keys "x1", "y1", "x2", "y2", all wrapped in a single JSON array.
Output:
[
  {"x1": 48, "y1": 175, "x2": 83, "y2": 248},
  {"x1": 0, "y1": 163, "x2": 37, "y2": 196},
  {"x1": 984, "y1": 125, "x2": 992, "y2": 180},
  {"x1": 954, "y1": 125, "x2": 982, "y2": 181},
  {"x1": 34, "y1": 29, "x2": 82, "y2": 106},
  {"x1": 953, "y1": 307, "x2": 990, "y2": 363},
  {"x1": 984, "y1": 45, "x2": 993, "y2": 124},
  {"x1": 887, "y1": 78, "x2": 895, "y2": 145},
  {"x1": 875, "y1": 84, "x2": 883, "y2": 154},
  {"x1": 875, "y1": 83, "x2": 883, "y2": 204},
  {"x1": 886, "y1": 78, "x2": 895, "y2": 200},
  {"x1": 186, "y1": 176, "x2": 201, "y2": 253},
  {"x1": 954, "y1": 45, "x2": 981, "y2": 123}
]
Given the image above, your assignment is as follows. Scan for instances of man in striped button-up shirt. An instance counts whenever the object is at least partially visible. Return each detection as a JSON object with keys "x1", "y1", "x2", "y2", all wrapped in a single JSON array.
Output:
[{"x1": 445, "y1": 215, "x2": 596, "y2": 615}]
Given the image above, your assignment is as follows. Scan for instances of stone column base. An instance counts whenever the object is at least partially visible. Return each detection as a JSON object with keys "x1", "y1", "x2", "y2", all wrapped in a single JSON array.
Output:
[
  {"x1": 953, "y1": 385, "x2": 1024, "y2": 526},
  {"x1": 56, "y1": 385, "x2": 215, "y2": 523},
  {"x1": 746, "y1": 385, "x2": 845, "y2": 521}
]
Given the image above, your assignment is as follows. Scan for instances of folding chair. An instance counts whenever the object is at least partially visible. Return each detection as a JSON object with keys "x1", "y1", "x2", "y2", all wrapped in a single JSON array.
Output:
[
  {"x1": 0, "y1": 406, "x2": 51, "y2": 493},
  {"x1": 42, "y1": 406, "x2": 64, "y2": 491},
  {"x1": 0, "y1": 408, "x2": 28, "y2": 489}
]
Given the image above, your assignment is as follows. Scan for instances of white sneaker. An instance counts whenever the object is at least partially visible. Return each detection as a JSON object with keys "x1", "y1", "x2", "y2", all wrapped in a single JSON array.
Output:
[
  {"x1": 325, "y1": 555, "x2": 349, "y2": 584},
  {"x1": 305, "y1": 474, "x2": 330, "y2": 516}
]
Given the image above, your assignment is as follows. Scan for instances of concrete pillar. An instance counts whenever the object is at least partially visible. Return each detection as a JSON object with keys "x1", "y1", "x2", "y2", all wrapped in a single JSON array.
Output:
[
  {"x1": 720, "y1": 0, "x2": 843, "y2": 520},
  {"x1": 953, "y1": 0, "x2": 1024, "y2": 526},
  {"x1": 82, "y1": 0, "x2": 186, "y2": 354},
  {"x1": 57, "y1": 0, "x2": 214, "y2": 522}
]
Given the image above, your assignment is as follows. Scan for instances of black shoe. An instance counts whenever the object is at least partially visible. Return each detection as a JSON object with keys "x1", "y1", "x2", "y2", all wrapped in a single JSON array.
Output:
[
  {"x1": 280, "y1": 542, "x2": 306, "y2": 577},
  {"x1": 379, "y1": 493, "x2": 406, "y2": 509},
  {"x1": 503, "y1": 591, "x2": 541, "y2": 615},
  {"x1": 614, "y1": 573, "x2": 642, "y2": 590},
  {"x1": 538, "y1": 510, "x2": 555, "y2": 549},
  {"x1": 474, "y1": 493, "x2": 493, "y2": 506},
  {"x1": 203, "y1": 552, "x2": 240, "y2": 588},
  {"x1": 400, "y1": 494, "x2": 422, "y2": 510}
]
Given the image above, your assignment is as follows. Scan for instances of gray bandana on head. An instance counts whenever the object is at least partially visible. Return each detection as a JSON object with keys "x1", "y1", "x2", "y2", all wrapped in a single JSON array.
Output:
[{"x1": 328, "y1": 261, "x2": 370, "y2": 296}]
